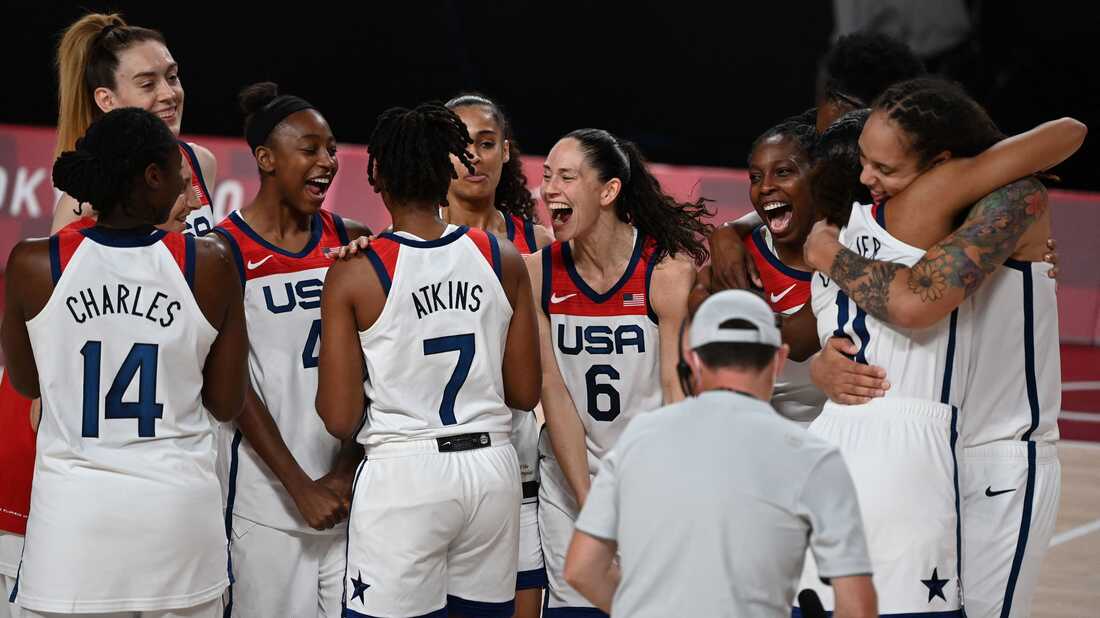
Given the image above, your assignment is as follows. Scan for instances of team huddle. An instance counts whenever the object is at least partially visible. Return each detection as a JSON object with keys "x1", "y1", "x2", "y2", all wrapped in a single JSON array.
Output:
[{"x1": 0, "y1": 11, "x2": 1086, "y2": 618}]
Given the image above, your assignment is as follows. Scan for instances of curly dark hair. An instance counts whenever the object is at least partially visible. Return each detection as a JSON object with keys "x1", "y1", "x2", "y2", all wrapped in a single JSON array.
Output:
[
  {"x1": 747, "y1": 116, "x2": 818, "y2": 166},
  {"x1": 819, "y1": 32, "x2": 926, "y2": 108},
  {"x1": 367, "y1": 102, "x2": 474, "y2": 207},
  {"x1": 810, "y1": 109, "x2": 873, "y2": 227},
  {"x1": 872, "y1": 77, "x2": 1005, "y2": 169},
  {"x1": 445, "y1": 93, "x2": 536, "y2": 221},
  {"x1": 52, "y1": 107, "x2": 178, "y2": 220},
  {"x1": 567, "y1": 128, "x2": 713, "y2": 264}
]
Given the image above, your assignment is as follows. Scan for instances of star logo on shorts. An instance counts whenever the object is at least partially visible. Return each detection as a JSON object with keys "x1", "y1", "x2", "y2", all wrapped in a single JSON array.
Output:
[
  {"x1": 351, "y1": 570, "x2": 370, "y2": 604},
  {"x1": 921, "y1": 567, "x2": 949, "y2": 603}
]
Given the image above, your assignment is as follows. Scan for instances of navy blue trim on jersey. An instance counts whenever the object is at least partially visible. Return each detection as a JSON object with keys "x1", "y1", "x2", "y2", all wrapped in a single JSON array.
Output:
[
  {"x1": 212, "y1": 227, "x2": 247, "y2": 287},
  {"x1": 183, "y1": 234, "x2": 196, "y2": 292},
  {"x1": 178, "y1": 141, "x2": 212, "y2": 202},
  {"x1": 852, "y1": 308, "x2": 870, "y2": 364},
  {"x1": 791, "y1": 610, "x2": 963, "y2": 617},
  {"x1": 333, "y1": 213, "x2": 351, "y2": 245},
  {"x1": 1003, "y1": 257, "x2": 1030, "y2": 272},
  {"x1": 950, "y1": 405, "x2": 963, "y2": 597},
  {"x1": 222, "y1": 430, "x2": 244, "y2": 618},
  {"x1": 523, "y1": 218, "x2": 538, "y2": 252},
  {"x1": 874, "y1": 197, "x2": 888, "y2": 229},
  {"x1": 1020, "y1": 265, "x2": 1040, "y2": 441},
  {"x1": 562, "y1": 231, "x2": 644, "y2": 304},
  {"x1": 487, "y1": 232, "x2": 503, "y2": 282},
  {"x1": 1001, "y1": 441, "x2": 1037, "y2": 617},
  {"x1": 49, "y1": 234, "x2": 62, "y2": 284},
  {"x1": 341, "y1": 458, "x2": 368, "y2": 616},
  {"x1": 516, "y1": 567, "x2": 548, "y2": 590},
  {"x1": 228, "y1": 210, "x2": 323, "y2": 258},
  {"x1": 345, "y1": 607, "x2": 447, "y2": 618},
  {"x1": 940, "y1": 309, "x2": 959, "y2": 404},
  {"x1": 379, "y1": 225, "x2": 468, "y2": 248},
  {"x1": 505, "y1": 214, "x2": 517, "y2": 242},
  {"x1": 364, "y1": 247, "x2": 392, "y2": 296},
  {"x1": 751, "y1": 226, "x2": 812, "y2": 282},
  {"x1": 541, "y1": 247, "x2": 553, "y2": 316},
  {"x1": 543, "y1": 607, "x2": 609, "y2": 617},
  {"x1": 81, "y1": 226, "x2": 166, "y2": 247},
  {"x1": 644, "y1": 248, "x2": 659, "y2": 325},
  {"x1": 447, "y1": 594, "x2": 515, "y2": 617}
]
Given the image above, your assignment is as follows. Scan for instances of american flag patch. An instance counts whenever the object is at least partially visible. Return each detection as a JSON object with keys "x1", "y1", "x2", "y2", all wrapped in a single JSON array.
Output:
[{"x1": 622, "y1": 292, "x2": 645, "y2": 307}]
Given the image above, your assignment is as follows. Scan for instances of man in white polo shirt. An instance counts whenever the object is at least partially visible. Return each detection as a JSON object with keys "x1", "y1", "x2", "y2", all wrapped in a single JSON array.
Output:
[{"x1": 563, "y1": 290, "x2": 878, "y2": 617}]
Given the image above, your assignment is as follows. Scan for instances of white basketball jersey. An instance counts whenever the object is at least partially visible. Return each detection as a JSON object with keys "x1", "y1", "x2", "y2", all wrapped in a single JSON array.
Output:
[
  {"x1": 541, "y1": 231, "x2": 663, "y2": 469},
  {"x1": 357, "y1": 225, "x2": 513, "y2": 448},
  {"x1": 962, "y1": 260, "x2": 1060, "y2": 445},
  {"x1": 180, "y1": 142, "x2": 215, "y2": 237},
  {"x1": 214, "y1": 209, "x2": 351, "y2": 533},
  {"x1": 811, "y1": 202, "x2": 972, "y2": 405},
  {"x1": 19, "y1": 225, "x2": 225, "y2": 613}
]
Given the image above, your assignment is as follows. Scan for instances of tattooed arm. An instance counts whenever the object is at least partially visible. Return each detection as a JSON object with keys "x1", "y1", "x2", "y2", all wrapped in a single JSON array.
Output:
[{"x1": 804, "y1": 177, "x2": 1048, "y2": 329}]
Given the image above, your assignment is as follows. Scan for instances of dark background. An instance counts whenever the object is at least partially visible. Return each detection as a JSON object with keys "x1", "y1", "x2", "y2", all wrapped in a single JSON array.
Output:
[{"x1": 3, "y1": 1, "x2": 1098, "y2": 189}]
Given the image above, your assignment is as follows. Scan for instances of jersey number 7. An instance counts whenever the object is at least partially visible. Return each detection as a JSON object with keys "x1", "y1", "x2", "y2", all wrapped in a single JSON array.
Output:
[
  {"x1": 80, "y1": 341, "x2": 163, "y2": 438},
  {"x1": 423, "y1": 333, "x2": 476, "y2": 426}
]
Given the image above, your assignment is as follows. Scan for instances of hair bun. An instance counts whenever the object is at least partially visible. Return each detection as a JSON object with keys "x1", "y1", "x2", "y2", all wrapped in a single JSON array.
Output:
[
  {"x1": 239, "y1": 81, "x2": 280, "y2": 116},
  {"x1": 52, "y1": 149, "x2": 106, "y2": 205}
]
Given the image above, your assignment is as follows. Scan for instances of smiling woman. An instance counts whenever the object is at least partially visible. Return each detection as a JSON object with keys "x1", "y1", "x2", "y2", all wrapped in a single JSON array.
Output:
[{"x1": 50, "y1": 12, "x2": 217, "y2": 236}]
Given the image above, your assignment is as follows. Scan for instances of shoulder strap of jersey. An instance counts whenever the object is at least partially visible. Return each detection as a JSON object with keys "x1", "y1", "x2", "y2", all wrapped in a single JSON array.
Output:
[
  {"x1": 465, "y1": 227, "x2": 502, "y2": 284},
  {"x1": 329, "y1": 211, "x2": 351, "y2": 245},
  {"x1": 160, "y1": 232, "x2": 197, "y2": 291},
  {"x1": 505, "y1": 214, "x2": 538, "y2": 254},
  {"x1": 178, "y1": 141, "x2": 212, "y2": 204},
  {"x1": 539, "y1": 242, "x2": 560, "y2": 317},
  {"x1": 871, "y1": 197, "x2": 887, "y2": 230},
  {"x1": 365, "y1": 237, "x2": 400, "y2": 297},
  {"x1": 48, "y1": 225, "x2": 90, "y2": 284},
  {"x1": 211, "y1": 225, "x2": 246, "y2": 287},
  {"x1": 642, "y1": 236, "x2": 660, "y2": 324}
]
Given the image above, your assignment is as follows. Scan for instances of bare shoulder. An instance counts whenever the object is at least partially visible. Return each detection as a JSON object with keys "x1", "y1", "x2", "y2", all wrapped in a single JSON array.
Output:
[
  {"x1": 7, "y1": 237, "x2": 52, "y2": 275},
  {"x1": 533, "y1": 223, "x2": 554, "y2": 249},
  {"x1": 340, "y1": 216, "x2": 373, "y2": 240},
  {"x1": 653, "y1": 252, "x2": 697, "y2": 281},
  {"x1": 194, "y1": 234, "x2": 238, "y2": 282}
]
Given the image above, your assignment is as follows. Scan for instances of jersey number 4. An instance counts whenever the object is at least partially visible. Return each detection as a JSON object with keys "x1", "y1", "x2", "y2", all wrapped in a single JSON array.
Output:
[
  {"x1": 80, "y1": 341, "x2": 163, "y2": 438},
  {"x1": 424, "y1": 333, "x2": 475, "y2": 426}
]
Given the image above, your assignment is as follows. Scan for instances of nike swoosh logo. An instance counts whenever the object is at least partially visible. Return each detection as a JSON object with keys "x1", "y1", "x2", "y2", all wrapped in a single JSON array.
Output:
[
  {"x1": 770, "y1": 284, "x2": 797, "y2": 303},
  {"x1": 985, "y1": 486, "x2": 1017, "y2": 497},
  {"x1": 247, "y1": 255, "x2": 274, "y2": 270},
  {"x1": 550, "y1": 293, "x2": 576, "y2": 304}
]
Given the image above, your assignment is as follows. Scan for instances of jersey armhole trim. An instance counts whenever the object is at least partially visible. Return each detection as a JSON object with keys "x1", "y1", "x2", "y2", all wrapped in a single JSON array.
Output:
[
  {"x1": 523, "y1": 218, "x2": 538, "y2": 253},
  {"x1": 211, "y1": 227, "x2": 246, "y2": 287},
  {"x1": 184, "y1": 234, "x2": 197, "y2": 292},
  {"x1": 644, "y1": 251, "x2": 659, "y2": 325},
  {"x1": 365, "y1": 247, "x2": 392, "y2": 296},
  {"x1": 332, "y1": 213, "x2": 351, "y2": 246},
  {"x1": 49, "y1": 235, "x2": 62, "y2": 285},
  {"x1": 178, "y1": 141, "x2": 212, "y2": 202},
  {"x1": 540, "y1": 247, "x2": 553, "y2": 317},
  {"x1": 488, "y1": 233, "x2": 502, "y2": 283}
]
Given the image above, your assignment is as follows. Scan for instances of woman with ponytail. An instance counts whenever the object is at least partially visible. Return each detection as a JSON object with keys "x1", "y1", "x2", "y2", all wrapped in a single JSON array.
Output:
[
  {"x1": 2, "y1": 107, "x2": 247, "y2": 617},
  {"x1": 51, "y1": 12, "x2": 216, "y2": 236},
  {"x1": 530, "y1": 129, "x2": 709, "y2": 616}
]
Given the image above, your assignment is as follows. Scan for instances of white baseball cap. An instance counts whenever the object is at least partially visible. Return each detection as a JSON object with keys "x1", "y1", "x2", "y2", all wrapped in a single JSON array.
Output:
[{"x1": 689, "y1": 290, "x2": 782, "y2": 349}]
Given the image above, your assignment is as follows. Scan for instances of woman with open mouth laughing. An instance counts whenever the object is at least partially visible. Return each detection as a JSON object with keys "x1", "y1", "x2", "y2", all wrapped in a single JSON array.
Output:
[
  {"x1": 529, "y1": 128, "x2": 710, "y2": 617},
  {"x1": 210, "y1": 82, "x2": 371, "y2": 618},
  {"x1": 50, "y1": 12, "x2": 218, "y2": 237}
]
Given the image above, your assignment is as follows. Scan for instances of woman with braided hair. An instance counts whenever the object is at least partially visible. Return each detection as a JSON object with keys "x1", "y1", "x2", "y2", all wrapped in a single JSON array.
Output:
[
  {"x1": 1, "y1": 107, "x2": 247, "y2": 617},
  {"x1": 316, "y1": 102, "x2": 540, "y2": 618}
]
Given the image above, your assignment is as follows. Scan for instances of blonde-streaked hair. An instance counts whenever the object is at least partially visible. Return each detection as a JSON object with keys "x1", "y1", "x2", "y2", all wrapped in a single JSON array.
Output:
[{"x1": 54, "y1": 13, "x2": 166, "y2": 156}]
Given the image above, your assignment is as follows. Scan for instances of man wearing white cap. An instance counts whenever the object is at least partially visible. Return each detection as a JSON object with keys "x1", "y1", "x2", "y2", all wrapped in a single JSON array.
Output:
[{"x1": 562, "y1": 290, "x2": 878, "y2": 617}]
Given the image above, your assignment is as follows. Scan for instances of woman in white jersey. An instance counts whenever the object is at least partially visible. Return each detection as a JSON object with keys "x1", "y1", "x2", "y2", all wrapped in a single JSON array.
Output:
[
  {"x1": 801, "y1": 79, "x2": 1086, "y2": 617},
  {"x1": 317, "y1": 103, "x2": 540, "y2": 617},
  {"x1": 442, "y1": 93, "x2": 552, "y2": 618},
  {"x1": 50, "y1": 12, "x2": 217, "y2": 236},
  {"x1": 530, "y1": 128, "x2": 709, "y2": 617},
  {"x1": 211, "y1": 82, "x2": 371, "y2": 618},
  {"x1": 1, "y1": 107, "x2": 247, "y2": 618}
]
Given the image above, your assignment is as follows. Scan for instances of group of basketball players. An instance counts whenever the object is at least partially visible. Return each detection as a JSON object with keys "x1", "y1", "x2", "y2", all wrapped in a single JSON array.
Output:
[{"x1": 0, "y1": 11, "x2": 1086, "y2": 618}]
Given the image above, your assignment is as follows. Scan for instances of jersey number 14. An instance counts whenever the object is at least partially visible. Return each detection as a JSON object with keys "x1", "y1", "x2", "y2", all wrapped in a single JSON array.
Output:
[{"x1": 80, "y1": 341, "x2": 163, "y2": 438}]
